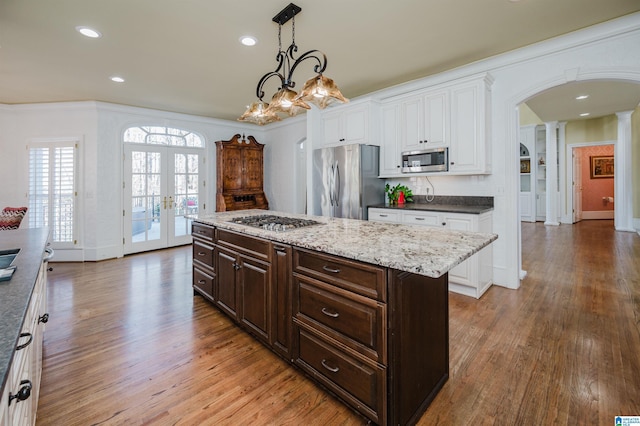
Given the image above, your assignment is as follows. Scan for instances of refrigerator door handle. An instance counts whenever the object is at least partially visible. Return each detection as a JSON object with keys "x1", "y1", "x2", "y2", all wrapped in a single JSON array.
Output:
[
  {"x1": 329, "y1": 164, "x2": 335, "y2": 206},
  {"x1": 334, "y1": 163, "x2": 340, "y2": 207}
]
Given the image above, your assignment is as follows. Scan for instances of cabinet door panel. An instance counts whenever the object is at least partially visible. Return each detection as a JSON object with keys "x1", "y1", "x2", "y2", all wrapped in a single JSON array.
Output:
[
  {"x1": 243, "y1": 149, "x2": 264, "y2": 190},
  {"x1": 216, "y1": 248, "x2": 238, "y2": 318},
  {"x1": 401, "y1": 96, "x2": 423, "y2": 151},
  {"x1": 222, "y1": 147, "x2": 243, "y2": 190},
  {"x1": 424, "y1": 91, "x2": 448, "y2": 146},
  {"x1": 239, "y1": 255, "x2": 271, "y2": 342},
  {"x1": 272, "y1": 244, "x2": 292, "y2": 358}
]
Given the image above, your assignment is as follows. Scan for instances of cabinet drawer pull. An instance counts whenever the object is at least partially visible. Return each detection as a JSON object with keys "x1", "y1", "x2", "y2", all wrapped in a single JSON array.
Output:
[
  {"x1": 39, "y1": 313, "x2": 49, "y2": 324},
  {"x1": 321, "y1": 359, "x2": 340, "y2": 373},
  {"x1": 198, "y1": 252, "x2": 206, "y2": 256},
  {"x1": 415, "y1": 217, "x2": 425, "y2": 221},
  {"x1": 16, "y1": 332, "x2": 33, "y2": 351},
  {"x1": 8, "y1": 380, "x2": 32, "y2": 406},
  {"x1": 321, "y1": 307, "x2": 339, "y2": 318},
  {"x1": 198, "y1": 279, "x2": 206, "y2": 285},
  {"x1": 379, "y1": 214, "x2": 388, "y2": 217},
  {"x1": 322, "y1": 265, "x2": 341, "y2": 274}
]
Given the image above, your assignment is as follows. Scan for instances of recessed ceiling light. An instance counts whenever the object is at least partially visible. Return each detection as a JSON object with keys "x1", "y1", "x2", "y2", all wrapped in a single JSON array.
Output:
[
  {"x1": 579, "y1": 112, "x2": 590, "y2": 117},
  {"x1": 576, "y1": 95, "x2": 589, "y2": 100},
  {"x1": 76, "y1": 26, "x2": 102, "y2": 38},
  {"x1": 239, "y1": 36, "x2": 257, "y2": 46},
  {"x1": 110, "y1": 76, "x2": 125, "y2": 83}
]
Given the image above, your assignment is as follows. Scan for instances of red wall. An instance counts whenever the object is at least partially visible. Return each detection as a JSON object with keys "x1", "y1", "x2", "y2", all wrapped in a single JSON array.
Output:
[{"x1": 577, "y1": 145, "x2": 614, "y2": 212}]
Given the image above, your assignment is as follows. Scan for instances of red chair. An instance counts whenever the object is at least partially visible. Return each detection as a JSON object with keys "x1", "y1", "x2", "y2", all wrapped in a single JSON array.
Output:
[{"x1": 0, "y1": 207, "x2": 28, "y2": 230}]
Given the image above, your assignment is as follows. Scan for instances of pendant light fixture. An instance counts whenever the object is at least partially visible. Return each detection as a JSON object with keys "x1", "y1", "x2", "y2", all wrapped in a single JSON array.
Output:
[{"x1": 238, "y1": 3, "x2": 348, "y2": 125}]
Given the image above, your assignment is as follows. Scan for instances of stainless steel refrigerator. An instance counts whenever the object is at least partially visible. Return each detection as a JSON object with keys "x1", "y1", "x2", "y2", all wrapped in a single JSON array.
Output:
[{"x1": 312, "y1": 144, "x2": 383, "y2": 220}]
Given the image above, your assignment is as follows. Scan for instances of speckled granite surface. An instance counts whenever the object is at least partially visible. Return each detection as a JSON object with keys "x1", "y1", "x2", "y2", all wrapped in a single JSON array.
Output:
[
  {"x1": 0, "y1": 228, "x2": 49, "y2": 395},
  {"x1": 192, "y1": 209, "x2": 497, "y2": 279},
  {"x1": 369, "y1": 195, "x2": 494, "y2": 214}
]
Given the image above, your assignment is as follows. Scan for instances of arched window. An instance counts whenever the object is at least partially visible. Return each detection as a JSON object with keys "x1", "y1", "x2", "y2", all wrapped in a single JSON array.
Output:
[{"x1": 123, "y1": 126, "x2": 204, "y2": 147}]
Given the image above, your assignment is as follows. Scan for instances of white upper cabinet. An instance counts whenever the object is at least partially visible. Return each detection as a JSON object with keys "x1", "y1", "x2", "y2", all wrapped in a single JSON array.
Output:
[
  {"x1": 320, "y1": 101, "x2": 371, "y2": 147},
  {"x1": 449, "y1": 77, "x2": 492, "y2": 174},
  {"x1": 400, "y1": 89, "x2": 449, "y2": 152},
  {"x1": 380, "y1": 103, "x2": 402, "y2": 176},
  {"x1": 378, "y1": 73, "x2": 492, "y2": 177}
]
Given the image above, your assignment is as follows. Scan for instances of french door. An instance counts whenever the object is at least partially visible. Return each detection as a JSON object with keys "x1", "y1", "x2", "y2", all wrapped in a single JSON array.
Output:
[{"x1": 123, "y1": 144, "x2": 203, "y2": 254}]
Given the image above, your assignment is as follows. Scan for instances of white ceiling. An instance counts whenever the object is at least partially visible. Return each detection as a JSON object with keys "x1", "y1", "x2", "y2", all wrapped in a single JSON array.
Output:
[{"x1": 1, "y1": 0, "x2": 639, "y2": 122}]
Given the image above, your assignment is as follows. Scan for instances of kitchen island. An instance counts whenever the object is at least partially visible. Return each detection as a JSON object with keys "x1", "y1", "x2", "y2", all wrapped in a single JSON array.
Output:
[
  {"x1": 191, "y1": 210, "x2": 496, "y2": 425},
  {"x1": 0, "y1": 228, "x2": 50, "y2": 425}
]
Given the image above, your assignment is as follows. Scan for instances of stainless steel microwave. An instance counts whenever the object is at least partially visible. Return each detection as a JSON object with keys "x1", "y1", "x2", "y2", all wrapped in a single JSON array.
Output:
[{"x1": 401, "y1": 147, "x2": 448, "y2": 173}]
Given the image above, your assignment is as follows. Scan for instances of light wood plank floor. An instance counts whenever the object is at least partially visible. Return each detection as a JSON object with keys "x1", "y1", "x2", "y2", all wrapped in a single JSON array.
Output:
[{"x1": 36, "y1": 220, "x2": 640, "y2": 425}]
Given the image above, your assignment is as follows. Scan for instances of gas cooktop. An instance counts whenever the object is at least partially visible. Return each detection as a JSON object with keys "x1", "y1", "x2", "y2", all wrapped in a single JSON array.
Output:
[{"x1": 228, "y1": 214, "x2": 322, "y2": 232}]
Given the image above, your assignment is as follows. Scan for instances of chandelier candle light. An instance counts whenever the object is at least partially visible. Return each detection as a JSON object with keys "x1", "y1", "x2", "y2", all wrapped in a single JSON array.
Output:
[{"x1": 238, "y1": 3, "x2": 348, "y2": 125}]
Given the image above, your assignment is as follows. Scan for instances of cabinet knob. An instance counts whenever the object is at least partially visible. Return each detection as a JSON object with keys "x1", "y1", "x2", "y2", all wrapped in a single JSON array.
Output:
[
  {"x1": 9, "y1": 380, "x2": 32, "y2": 406},
  {"x1": 450, "y1": 162, "x2": 455, "y2": 165},
  {"x1": 442, "y1": 222, "x2": 446, "y2": 226}
]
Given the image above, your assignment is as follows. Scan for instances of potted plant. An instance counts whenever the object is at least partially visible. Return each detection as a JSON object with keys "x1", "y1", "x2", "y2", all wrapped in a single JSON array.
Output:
[{"x1": 385, "y1": 183, "x2": 413, "y2": 205}]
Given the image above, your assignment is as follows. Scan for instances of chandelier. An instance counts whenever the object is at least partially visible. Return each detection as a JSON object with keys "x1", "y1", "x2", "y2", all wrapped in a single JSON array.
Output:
[{"x1": 238, "y1": 3, "x2": 348, "y2": 125}]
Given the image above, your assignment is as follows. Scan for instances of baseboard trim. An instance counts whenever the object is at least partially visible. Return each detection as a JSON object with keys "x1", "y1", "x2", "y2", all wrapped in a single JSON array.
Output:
[{"x1": 581, "y1": 211, "x2": 615, "y2": 220}]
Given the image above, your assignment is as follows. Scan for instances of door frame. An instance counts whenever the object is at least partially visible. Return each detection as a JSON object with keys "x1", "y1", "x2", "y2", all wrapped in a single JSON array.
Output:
[
  {"x1": 563, "y1": 140, "x2": 615, "y2": 225},
  {"x1": 122, "y1": 143, "x2": 204, "y2": 254}
]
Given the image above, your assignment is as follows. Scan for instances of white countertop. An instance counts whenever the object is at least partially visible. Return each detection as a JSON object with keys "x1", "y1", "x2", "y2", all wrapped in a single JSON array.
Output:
[{"x1": 191, "y1": 210, "x2": 497, "y2": 279}]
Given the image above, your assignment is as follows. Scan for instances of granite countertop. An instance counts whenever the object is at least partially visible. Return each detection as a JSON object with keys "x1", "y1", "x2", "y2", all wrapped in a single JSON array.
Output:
[
  {"x1": 369, "y1": 195, "x2": 494, "y2": 215},
  {"x1": 0, "y1": 228, "x2": 49, "y2": 395},
  {"x1": 192, "y1": 209, "x2": 497, "y2": 279}
]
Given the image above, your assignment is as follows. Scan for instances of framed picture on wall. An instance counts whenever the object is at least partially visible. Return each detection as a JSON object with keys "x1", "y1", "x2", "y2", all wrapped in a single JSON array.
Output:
[{"x1": 590, "y1": 155, "x2": 614, "y2": 179}]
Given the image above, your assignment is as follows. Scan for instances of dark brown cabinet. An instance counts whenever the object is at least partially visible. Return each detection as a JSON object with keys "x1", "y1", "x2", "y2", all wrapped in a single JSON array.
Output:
[
  {"x1": 192, "y1": 223, "x2": 216, "y2": 302},
  {"x1": 192, "y1": 223, "x2": 448, "y2": 425},
  {"x1": 194, "y1": 227, "x2": 291, "y2": 354},
  {"x1": 215, "y1": 134, "x2": 268, "y2": 212}
]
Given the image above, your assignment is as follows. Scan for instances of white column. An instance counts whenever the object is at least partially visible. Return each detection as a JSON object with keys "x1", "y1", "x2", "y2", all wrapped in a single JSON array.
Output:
[
  {"x1": 615, "y1": 111, "x2": 634, "y2": 232},
  {"x1": 545, "y1": 121, "x2": 559, "y2": 226},
  {"x1": 557, "y1": 122, "x2": 568, "y2": 223}
]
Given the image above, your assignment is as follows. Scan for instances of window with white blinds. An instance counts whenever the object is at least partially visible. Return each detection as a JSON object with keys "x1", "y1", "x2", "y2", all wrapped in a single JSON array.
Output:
[{"x1": 28, "y1": 141, "x2": 77, "y2": 246}]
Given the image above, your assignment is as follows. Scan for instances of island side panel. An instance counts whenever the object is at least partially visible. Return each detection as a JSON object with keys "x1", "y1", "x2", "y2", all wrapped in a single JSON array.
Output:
[{"x1": 388, "y1": 270, "x2": 449, "y2": 425}]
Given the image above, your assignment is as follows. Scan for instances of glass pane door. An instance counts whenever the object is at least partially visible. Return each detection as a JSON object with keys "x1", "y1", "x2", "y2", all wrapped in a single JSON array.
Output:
[
  {"x1": 124, "y1": 145, "x2": 202, "y2": 254},
  {"x1": 125, "y1": 145, "x2": 165, "y2": 253},
  {"x1": 169, "y1": 150, "x2": 201, "y2": 246}
]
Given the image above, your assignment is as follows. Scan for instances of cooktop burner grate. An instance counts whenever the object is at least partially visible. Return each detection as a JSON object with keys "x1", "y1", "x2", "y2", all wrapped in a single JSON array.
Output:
[{"x1": 228, "y1": 214, "x2": 322, "y2": 231}]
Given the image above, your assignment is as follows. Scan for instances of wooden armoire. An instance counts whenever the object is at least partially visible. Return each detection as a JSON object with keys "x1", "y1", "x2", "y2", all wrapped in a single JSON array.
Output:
[{"x1": 215, "y1": 134, "x2": 269, "y2": 212}]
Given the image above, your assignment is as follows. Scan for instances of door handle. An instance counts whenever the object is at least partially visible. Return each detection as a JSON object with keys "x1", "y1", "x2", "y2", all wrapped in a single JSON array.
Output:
[
  {"x1": 329, "y1": 165, "x2": 335, "y2": 206},
  {"x1": 334, "y1": 163, "x2": 340, "y2": 207},
  {"x1": 163, "y1": 196, "x2": 167, "y2": 209},
  {"x1": 169, "y1": 196, "x2": 174, "y2": 209}
]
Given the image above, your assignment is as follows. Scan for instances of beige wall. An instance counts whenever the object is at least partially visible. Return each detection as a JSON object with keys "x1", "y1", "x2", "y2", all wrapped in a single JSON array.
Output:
[
  {"x1": 565, "y1": 114, "x2": 618, "y2": 143},
  {"x1": 519, "y1": 103, "x2": 543, "y2": 126}
]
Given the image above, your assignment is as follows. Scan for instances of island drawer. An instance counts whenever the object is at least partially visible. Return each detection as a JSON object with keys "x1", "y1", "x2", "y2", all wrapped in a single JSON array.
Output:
[
  {"x1": 192, "y1": 222, "x2": 215, "y2": 242},
  {"x1": 193, "y1": 265, "x2": 215, "y2": 302},
  {"x1": 217, "y1": 229, "x2": 270, "y2": 261},
  {"x1": 295, "y1": 328, "x2": 384, "y2": 423},
  {"x1": 293, "y1": 248, "x2": 386, "y2": 301},
  {"x1": 295, "y1": 278, "x2": 385, "y2": 363},
  {"x1": 193, "y1": 239, "x2": 214, "y2": 269}
]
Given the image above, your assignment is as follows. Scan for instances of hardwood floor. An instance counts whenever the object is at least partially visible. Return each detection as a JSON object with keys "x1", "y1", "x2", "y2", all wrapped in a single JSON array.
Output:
[{"x1": 36, "y1": 220, "x2": 640, "y2": 425}]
